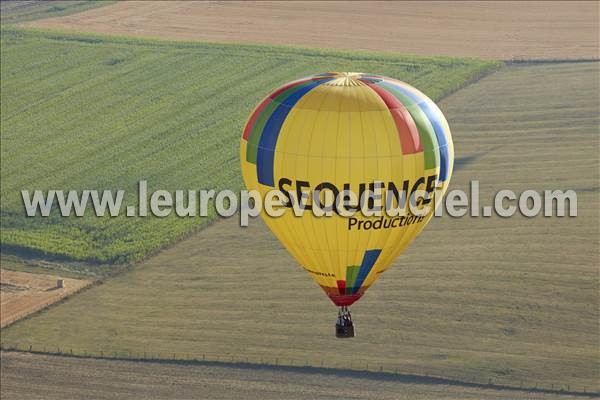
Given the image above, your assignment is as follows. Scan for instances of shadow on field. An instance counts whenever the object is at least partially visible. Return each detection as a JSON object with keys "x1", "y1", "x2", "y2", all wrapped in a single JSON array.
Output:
[
  {"x1": 168, "y1": 359, "x2": 597, "y2": 398},
  {"x1": 454, "y1": 145, "x2": 502, "y2": 171},
  {"x1": 3, "y1": 349, "x2": 596, "y2": 398}
]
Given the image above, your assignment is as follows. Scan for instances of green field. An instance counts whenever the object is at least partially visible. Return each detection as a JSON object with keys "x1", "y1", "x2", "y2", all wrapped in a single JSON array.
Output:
[
  {"x1": 0, "y1": 1, "x2": 113, "y2": 25},
  {"x1": 0, "y1": 29, "x2": 498, "y2": 264},
  {"x1": 3, "y1": 62, "x2": 598, "y2": 392}
]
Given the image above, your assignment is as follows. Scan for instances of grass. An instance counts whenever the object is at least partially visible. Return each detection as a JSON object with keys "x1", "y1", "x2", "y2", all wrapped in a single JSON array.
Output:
[
  {"x1": 3, "y1": 62, "x2": 598, "y2": 392},
  {"x1": 0, "y1": 1, "x2": 115, "y2": 25},
  {"x1": 1, "y1": 352, "x2": 567, "y2": 400},
  {"x1": 0, "y1": 28, "x2": 499, "y2": 263}
]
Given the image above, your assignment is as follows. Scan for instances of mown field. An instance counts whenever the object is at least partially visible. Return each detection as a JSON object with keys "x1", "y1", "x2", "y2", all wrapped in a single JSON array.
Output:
[
  {"x1": 0, "y1": 0, "x2": 113, "y2": 25},
  {"x1": 2, "y1": 352, "x2": 581, "y2": 400},
  {"x1": 0, "y1": 28, "x2": 498, "y2": 264},
  {"x1": 24, "y1": 0, "x2": 600, "y2": 60},
  {"x1": 3, "y1": 62, "x2": 598, "y2": 392}
]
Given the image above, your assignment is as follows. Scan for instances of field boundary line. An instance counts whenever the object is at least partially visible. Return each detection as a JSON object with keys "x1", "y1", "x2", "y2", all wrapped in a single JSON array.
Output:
[
  {"x1": 506, "y1": 59, "x2": 600, "y2": 65},
  {"x1": 3, "y1": 26, "x2": 500, "y2": 65},
  {"x1": 436, "y1": 62, "x2": 504, "y2": 103},
  {"x1": 439, "y1": 59, "x2": 599, "y2": 104},
  {"x1": 1, "y1": 348, "x2": 597, "y2": 397}
]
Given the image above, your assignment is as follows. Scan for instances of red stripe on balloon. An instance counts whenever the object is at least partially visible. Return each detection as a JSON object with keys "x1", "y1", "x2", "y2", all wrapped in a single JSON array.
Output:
[
  {"x1": 269, "y1": 77, "x2": 313, "y2": 99},
  {"x1": 390, "y1": 107, "x2": 423, "y2": 153},
  {"x1": 321, "y1": 284, "x2": 369, "y2": 307},
  {"x1": 242, "y1": 97, "x2": 272, "y2": 140},
  {"x1": 336, "y1": 280, "x2": 346, "y2": 295},
  {"x1": 361, "y1": 80, "x2": 422, "y2": 154},
  {"x1": 242, "y1": 78, "x2": 314, "y2": 141}
]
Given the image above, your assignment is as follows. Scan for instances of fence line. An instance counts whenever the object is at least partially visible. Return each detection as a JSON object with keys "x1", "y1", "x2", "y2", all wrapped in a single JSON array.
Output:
[{"x1": 0, "y1": 343, "x2": 597, "y2": 397}]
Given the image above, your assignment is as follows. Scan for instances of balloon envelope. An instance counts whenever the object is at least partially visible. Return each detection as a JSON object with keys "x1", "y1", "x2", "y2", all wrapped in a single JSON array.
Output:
[{"x1": 240, "y1": 72, "x2": 453, "y2": 307}]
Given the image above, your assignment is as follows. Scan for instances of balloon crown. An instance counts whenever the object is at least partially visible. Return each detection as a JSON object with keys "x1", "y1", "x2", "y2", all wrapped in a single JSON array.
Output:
[{"x1": 312, "y1": 72, "x2": 384, "y2": 86}]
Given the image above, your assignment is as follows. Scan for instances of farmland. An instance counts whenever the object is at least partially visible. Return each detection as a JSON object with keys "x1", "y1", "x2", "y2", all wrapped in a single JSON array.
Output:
[
  {"x1": 0, "y1": 28, "x2": 498, "y2": 264},
  {"x1": 23, "y1": 1, "x2": 600, "y2": 60},
  {"x1": 1, "y1": 2, "x2": 598, "y2": 397},
  {"x1": 0, "y1": 0, "x2": 113, "y2": 25},
  {"x1": 2, "y1": 61, "x2": 598, "y2": 392},
  {"x1": 2, "y1": 352, "x2": 581, "y2": 400},
  {"x1": 0, "y1": 268, "x2": 92, "y2": 328}
]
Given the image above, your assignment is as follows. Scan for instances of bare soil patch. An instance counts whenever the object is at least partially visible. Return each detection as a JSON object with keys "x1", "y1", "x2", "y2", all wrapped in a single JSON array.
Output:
[
  {"x1": 24, "y1": 1, "x2": 599, "y2": 60},
  {"x1": 0, "y1": 269, "x2": 92, "y2": 328}
]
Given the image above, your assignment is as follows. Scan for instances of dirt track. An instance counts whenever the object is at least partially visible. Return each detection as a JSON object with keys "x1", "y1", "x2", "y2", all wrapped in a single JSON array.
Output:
[
  {"x1": 0, "y1": 352, "x2": 584, "y2": 400},
  {"x1": 0, "y1": 269, "x2": 91, "y2": 328},
  {"x1": 24, "y1": 1, "x2": 599, "y2": 60}
]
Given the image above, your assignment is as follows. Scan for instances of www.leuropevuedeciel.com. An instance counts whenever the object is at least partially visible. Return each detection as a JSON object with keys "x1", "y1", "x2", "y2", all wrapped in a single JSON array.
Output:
[{"x1": 21, "y1": 179, "x2": 577, "y2": 226}]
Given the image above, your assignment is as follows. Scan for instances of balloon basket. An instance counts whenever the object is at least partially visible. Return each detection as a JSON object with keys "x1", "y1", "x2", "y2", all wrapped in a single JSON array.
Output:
[
  {"x1": 335, "y1": 306, "x2": 355, "y2": 338},
  {"x1": 336, "y1": 324, "x2": 354, "y2": 338}
]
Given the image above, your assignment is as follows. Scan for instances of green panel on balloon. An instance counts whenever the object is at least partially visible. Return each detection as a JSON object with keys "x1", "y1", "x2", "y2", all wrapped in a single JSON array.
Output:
[{"x1": 345, "y1": 266, "x2": 361, "y2": 293}]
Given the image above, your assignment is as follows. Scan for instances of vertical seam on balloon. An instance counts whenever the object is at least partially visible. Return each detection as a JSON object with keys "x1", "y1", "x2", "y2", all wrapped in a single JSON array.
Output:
[
  {"x1": 367, "y1": 80, "x2": 384, "y2": 276},
  {"x1": 280, "y1": 89, "x2": 320, "y2": 275},
  {"x1": 345, "y1": 84, "x2": 367, "y2": 290},
  {"x1": 355, "y1": 80, "x2": 379, "y2": 294},
  {"x1": 399, "y1": 90, "x2": 426, "y2": 271},
  {"x1": 355, "y1": 79, "x2": 369, "y2": 295},
  {"x1": 314, "y1": 85, "x2": 337, "y2": 289},
  {"x1": 374, "y1": 84, "x2": 403, "y2": 275},
  {"x1": 290, "y1": 85, "x2": 335, "y2": 286},
  {"x1": 301, "y1": 86, "x2": 333, "y2": 287},
  {"x1": 239, "y1": 78, "x2": 318, "y2": 274},
  {"x1": 333, "y1": 85, "x2": 344, "y2": 287},
  {"x1": 263, "y1": 76, "x2": 330, "y2": 273},
  {"x1": 361, "y1": 83, "x2": 391, "y2": 285},
  {"x1": 270, "y1": 95, "x2": 310, "y2": 271},
  {"x1": 374, "y1": 79, "x2": 422, "y2": 272},
  {"x1": 274, "y1": 77, "x2": 338, "y2": 270},
  {"x1": 362, "y1": 79, "x2": 381, "y2": 292},
  {"x1": 342, "y1": 86, "x2": 356, "y2": 289},
  {"x1": 344, "y1": 86, "x2": 353, "y2": 293},
  {"x1": 391, "y1": 98, "x2": 427, "y2": 272}
]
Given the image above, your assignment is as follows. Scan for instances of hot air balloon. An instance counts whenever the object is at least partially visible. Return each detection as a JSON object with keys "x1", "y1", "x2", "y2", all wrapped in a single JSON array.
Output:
[{"x1": 240, "y1": 72, "x2": 453, "y2": 338}]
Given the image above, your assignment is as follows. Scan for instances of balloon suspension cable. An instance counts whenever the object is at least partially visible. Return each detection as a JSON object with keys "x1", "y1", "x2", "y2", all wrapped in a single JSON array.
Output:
[{"x1": 338, "y1": 306, "x2": 352, "y2": 320}]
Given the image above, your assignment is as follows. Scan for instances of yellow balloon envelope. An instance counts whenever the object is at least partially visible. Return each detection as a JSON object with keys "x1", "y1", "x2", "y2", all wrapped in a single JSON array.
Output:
[{"x1": 240, "y1": 72, "x2": 453, "y2": 308}]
